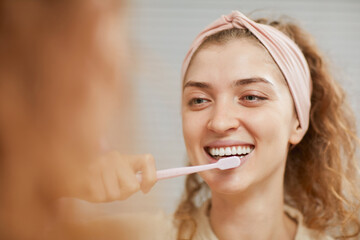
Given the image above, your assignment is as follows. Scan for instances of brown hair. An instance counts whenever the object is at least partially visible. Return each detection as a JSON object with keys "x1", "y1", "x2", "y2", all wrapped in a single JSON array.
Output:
[{"x1": 175, "y1": 19, "x2": 360, "y2": 239}]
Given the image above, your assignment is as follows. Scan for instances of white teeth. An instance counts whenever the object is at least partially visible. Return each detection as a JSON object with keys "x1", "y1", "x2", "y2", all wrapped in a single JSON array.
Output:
[
  {"x1": 236, "y1": 146, "x2": 242, "y2": 155},
  {"x1": 225, "y1": 147, "x2": 231, "y2": 156},
  {"x1": 208, "y1": 145, "x2": 253, "y2": 157},
  {"x1": 219, "y1": 148, "x2": 225, "y2": 156},
  {"x1": 231, "y1": 146, "x2": 237, "y2": 155}
]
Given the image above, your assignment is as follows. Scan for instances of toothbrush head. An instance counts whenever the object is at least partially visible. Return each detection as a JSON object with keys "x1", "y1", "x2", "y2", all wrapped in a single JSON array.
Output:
[{"x1": 217, "y1": 156, "x2": 241, "y2": 170}]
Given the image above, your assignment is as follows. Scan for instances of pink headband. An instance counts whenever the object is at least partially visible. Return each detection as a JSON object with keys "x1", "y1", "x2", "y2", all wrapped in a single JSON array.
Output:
[{"x1": 181, "y1": 11, "x2": 312, "y2": 136}]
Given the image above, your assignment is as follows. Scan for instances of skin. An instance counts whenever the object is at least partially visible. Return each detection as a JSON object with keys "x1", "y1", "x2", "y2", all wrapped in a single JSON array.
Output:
[
  {"x1": 67, "y1": 152, "x2": 158, "y2": 202},
  {"x1": 0, "y1": 2, "x2": 158, "y2": 239},
  {"x1": 182, "y1": 38, "x2": 304, "y2": 240}
]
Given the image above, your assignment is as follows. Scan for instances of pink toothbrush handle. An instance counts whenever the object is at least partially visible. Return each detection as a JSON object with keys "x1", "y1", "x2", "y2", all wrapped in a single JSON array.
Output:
[
  {"x1": 156, "y1": 163, "x2": 217, "y2": 180},
  {"x1": 137, "y1": 156, "x2": 241, "y2": 182}
]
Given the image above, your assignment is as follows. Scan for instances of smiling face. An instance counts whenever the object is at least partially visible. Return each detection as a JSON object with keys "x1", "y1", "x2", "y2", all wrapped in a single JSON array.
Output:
[{"x1": 182, "y1": 38, "x2": 303, "y2": 195}]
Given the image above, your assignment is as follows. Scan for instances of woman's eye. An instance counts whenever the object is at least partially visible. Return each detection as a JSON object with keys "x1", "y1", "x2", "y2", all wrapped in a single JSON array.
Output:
[
  {"x1": 244, "y1": 95, "x2": 259, "y2": 101},
  {"x1": 189, "y1": 98, "x2": 209, "y2": 106},
  {"x1": 240, "y1": 94, "x2": 267, "y2": 103}
]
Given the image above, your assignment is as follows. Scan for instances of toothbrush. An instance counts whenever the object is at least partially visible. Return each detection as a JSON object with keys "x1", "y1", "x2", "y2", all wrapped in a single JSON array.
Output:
[{"x1": 137, "y1": 156, "x2": 241, "y2": 181}]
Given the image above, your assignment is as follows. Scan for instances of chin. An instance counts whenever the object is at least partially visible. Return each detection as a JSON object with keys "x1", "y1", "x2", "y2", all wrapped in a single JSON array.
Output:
[{"x1": 201, "y1": 169, "x2": 251, "y2": 195}]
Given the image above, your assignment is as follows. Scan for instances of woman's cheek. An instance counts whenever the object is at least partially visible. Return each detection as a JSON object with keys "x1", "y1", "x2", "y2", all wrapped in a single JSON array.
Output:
[
  {"x1": 182, "y1": 113, "x2": 196, "y2": 145},
  {"x1": 182, "y1": 112, "x2": 204, "y2": 159}
]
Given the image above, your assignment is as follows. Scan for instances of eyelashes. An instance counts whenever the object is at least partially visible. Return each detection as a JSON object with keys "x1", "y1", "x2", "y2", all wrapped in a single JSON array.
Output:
[
  {"x1": 241, "y1": 95, "x2": 267, "y2": 102},
  {"x1": 188, "y1": 98, "x2": 210, "y2": 106},
  {"x1": 187, "y1": 94, "x2": 268, "y2": 109}
]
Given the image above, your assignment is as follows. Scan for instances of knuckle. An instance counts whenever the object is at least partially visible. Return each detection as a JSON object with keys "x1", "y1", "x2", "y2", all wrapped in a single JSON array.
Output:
[{"x1": 143, "y1": 154, "x2": 155, "y2": 164}]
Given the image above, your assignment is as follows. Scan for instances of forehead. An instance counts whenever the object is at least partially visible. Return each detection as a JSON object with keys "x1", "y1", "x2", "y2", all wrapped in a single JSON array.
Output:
[{"x1": 184, "y1": 38, "x2": 285, "y2": 85}]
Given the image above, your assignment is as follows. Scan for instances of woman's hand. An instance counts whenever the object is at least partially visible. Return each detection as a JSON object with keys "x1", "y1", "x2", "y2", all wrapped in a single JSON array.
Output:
[{"x1": 67, "y1": 152, "x2": 157, "y2": 202}]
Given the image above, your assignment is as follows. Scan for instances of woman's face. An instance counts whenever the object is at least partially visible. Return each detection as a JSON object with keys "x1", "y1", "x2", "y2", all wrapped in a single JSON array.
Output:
[{"x1": 182, "y1": 38, "x2": 302, "y2": 195}]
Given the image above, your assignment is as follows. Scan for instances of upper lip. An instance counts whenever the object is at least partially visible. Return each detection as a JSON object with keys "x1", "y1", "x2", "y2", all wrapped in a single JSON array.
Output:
[{"x1": 204, "y1": 139, "x2": 255, "y2": 148}]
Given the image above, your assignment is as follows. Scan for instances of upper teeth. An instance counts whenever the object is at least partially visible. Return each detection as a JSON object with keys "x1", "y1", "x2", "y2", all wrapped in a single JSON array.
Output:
[{"x1": 209, "y1": 146, "x2": 253, "y2": 157}]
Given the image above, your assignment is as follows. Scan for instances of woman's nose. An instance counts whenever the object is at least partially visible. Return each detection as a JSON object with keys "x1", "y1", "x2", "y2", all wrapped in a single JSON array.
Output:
[{"x1": 207, "y1": 102, "x2": 241, "y2": 134}]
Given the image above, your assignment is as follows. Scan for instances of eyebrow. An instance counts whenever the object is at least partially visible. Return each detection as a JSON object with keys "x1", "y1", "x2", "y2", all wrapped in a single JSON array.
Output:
[
  {"x1": 183, "y1": 81, "x2": 211, "y2": 90},
  {"x1": 233, "y1": 77, "x2": 274, "y2": 87},
  {"x1": 183, "y1": 77, "x2": 273, "y2": 91}
]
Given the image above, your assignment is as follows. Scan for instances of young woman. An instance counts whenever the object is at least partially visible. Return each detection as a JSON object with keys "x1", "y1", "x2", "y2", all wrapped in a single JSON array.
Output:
[
  {"x1": 20, "y1": 9, "x2": 358, "y2": 240},
  {"x1": 174, "y1": 11, "x2": 360, "y2": 240},
  {"x1": 80, "y1": 10, "x2": 360, "y2": 240}
]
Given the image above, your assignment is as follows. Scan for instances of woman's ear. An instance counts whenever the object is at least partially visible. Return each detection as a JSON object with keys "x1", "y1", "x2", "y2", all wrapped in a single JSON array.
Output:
[{"x1": 289, "y1": 118, "x2": 304, "y2": 145}]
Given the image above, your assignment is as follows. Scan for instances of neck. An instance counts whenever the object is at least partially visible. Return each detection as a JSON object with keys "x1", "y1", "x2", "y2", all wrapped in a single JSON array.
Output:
[{"x1": 209, "y1": 172, "x2": 296, "y2": 240}]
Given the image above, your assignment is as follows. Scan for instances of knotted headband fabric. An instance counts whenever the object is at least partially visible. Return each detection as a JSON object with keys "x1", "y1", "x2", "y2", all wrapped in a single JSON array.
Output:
[{"x1": 181, "y1": 10, "x2": 312, "y2": 136}]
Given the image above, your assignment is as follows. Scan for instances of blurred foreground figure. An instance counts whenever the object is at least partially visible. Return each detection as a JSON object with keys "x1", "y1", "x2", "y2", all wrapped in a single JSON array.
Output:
[{"x1": 0, "y1": 1, "x2": 157, "y2": 239}]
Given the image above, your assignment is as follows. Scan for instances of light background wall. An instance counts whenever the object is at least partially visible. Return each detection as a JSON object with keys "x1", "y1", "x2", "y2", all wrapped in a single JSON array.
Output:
[{"x1": 93, "y1": 0, "x2": 360, "y2": 215}]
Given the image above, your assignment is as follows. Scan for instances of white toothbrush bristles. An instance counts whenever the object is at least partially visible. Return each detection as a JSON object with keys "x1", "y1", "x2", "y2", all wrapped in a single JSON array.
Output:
[{"x1": 217, "y1": 156, "x2": 241, "y2": 170}]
